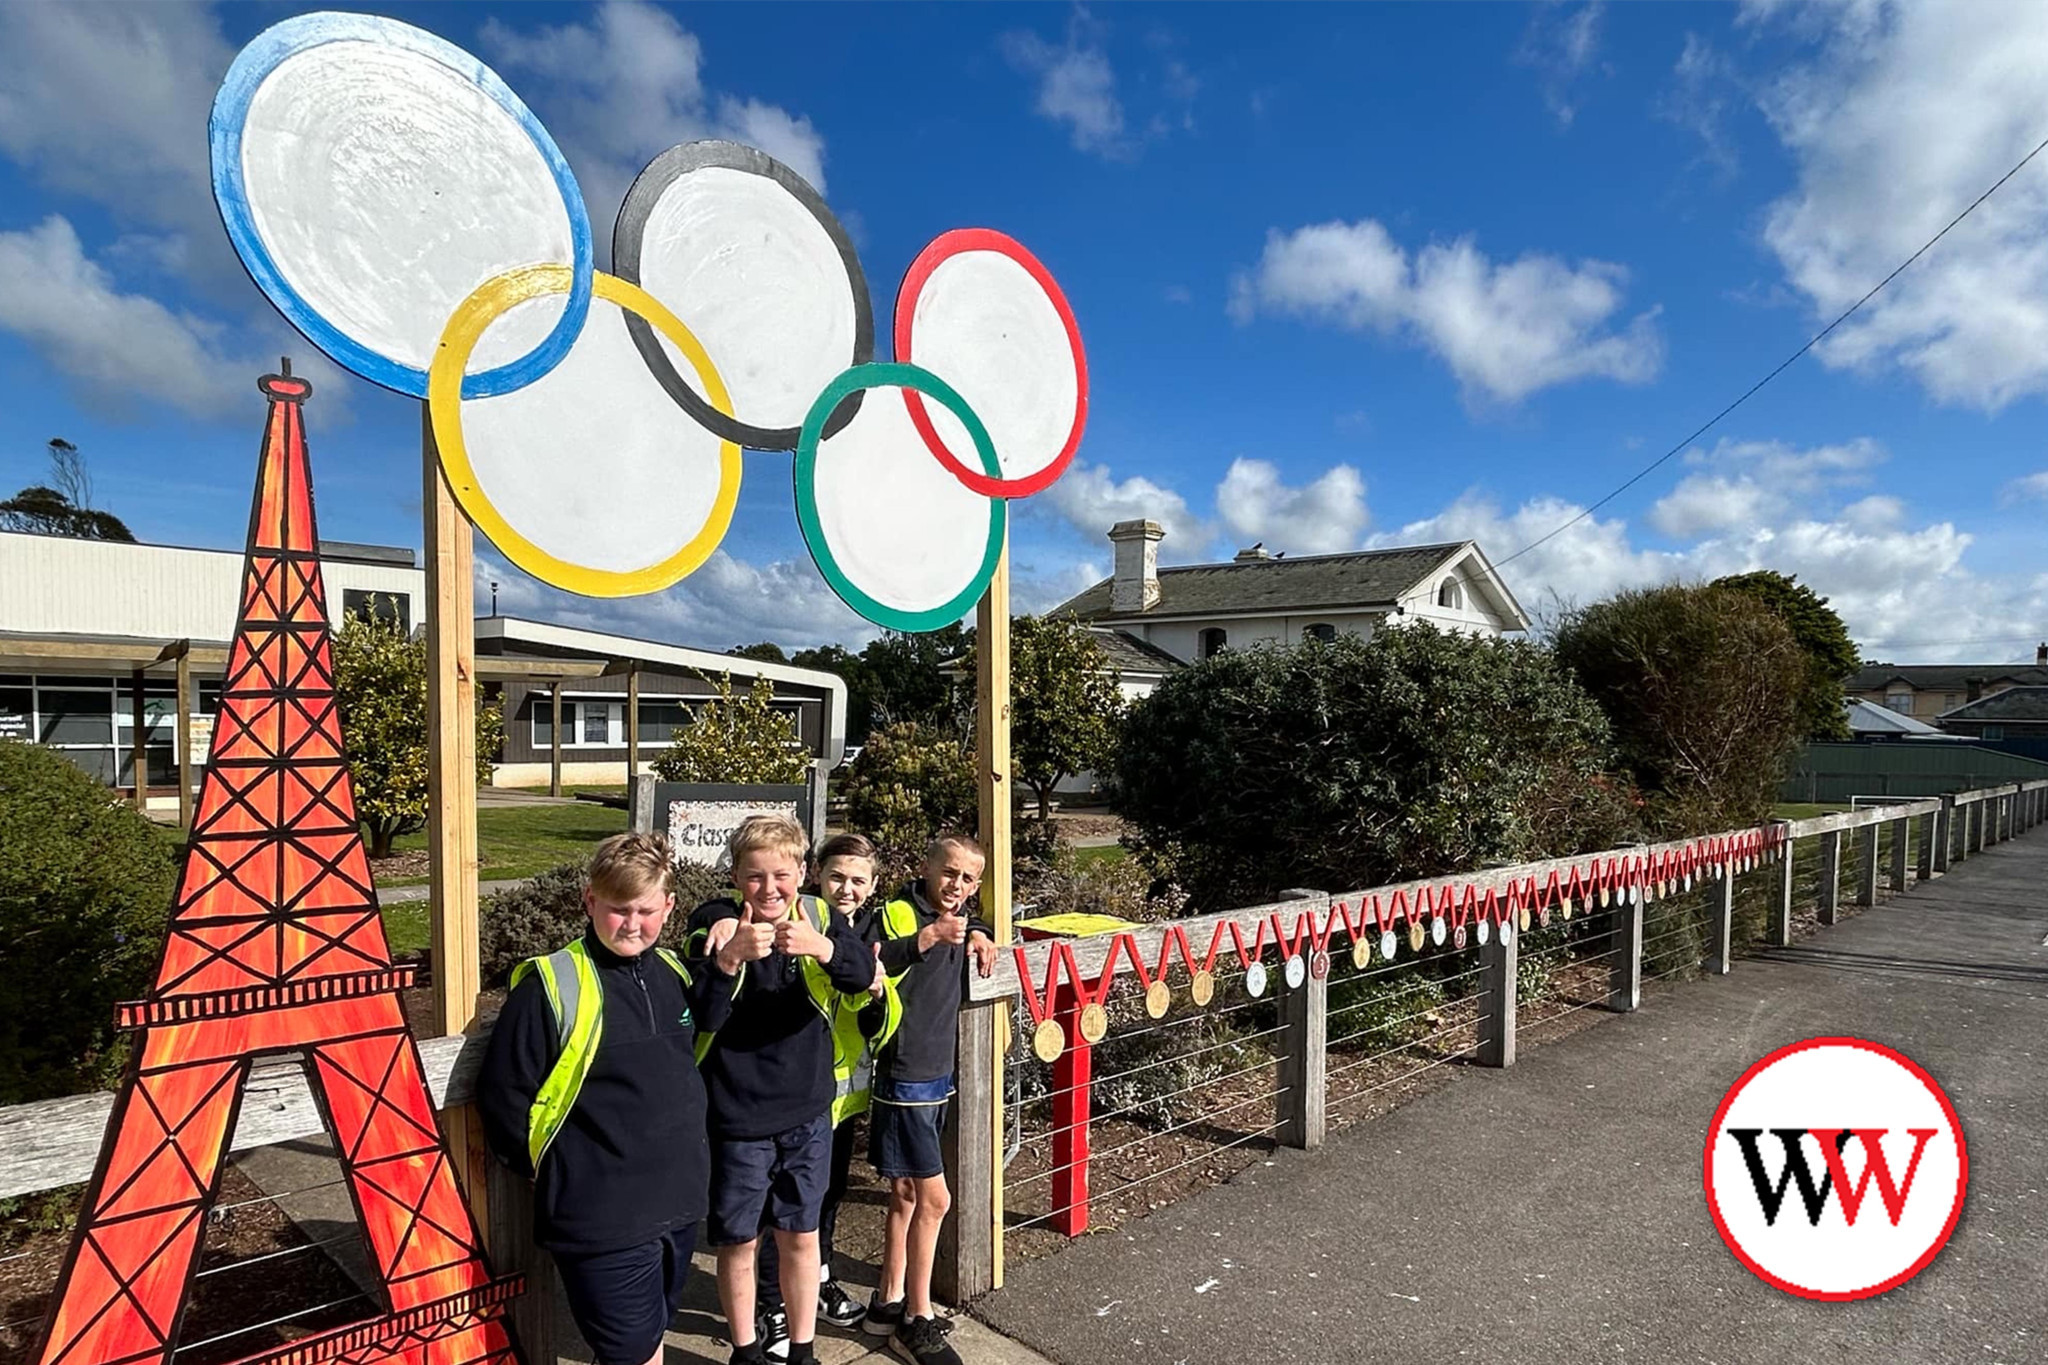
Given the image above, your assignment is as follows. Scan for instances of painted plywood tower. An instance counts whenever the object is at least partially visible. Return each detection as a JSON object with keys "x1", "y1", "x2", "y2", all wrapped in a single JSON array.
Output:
[{"x1": 32, "y1": 366, "x2": 522, "y2": 1365}]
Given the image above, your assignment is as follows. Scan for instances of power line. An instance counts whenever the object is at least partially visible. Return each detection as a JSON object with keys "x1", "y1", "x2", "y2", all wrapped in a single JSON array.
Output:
[{"x1": 1499, "y1": 132, "x2": 2048, "y2": 568}]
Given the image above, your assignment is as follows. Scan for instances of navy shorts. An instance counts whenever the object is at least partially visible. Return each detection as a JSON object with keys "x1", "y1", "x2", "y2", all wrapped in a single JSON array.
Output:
[
  {"x1": 553, "y1": 1223, "x2": 696, "y2": 1365},
  {"x1": 869, "y1": 1076, "x2": 952, "y2": 1180},
  {"x1": 708, "y1": 1113, "x2": 832, "y2": 1246}
]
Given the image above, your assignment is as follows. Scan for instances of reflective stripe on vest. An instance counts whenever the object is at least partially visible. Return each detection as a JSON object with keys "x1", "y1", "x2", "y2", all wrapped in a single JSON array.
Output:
[{"x1": 511, "y1": 939, "x2": 691, "y2": 1170}]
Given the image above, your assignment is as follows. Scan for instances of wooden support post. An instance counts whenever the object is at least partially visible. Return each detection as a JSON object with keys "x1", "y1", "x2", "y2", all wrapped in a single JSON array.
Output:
[
  {"x1": 1934, "y1": 796, "x2": 1954, "y2": 873},
  {"x1": 936, "y1": 1000, "x2": 999, "y2": 1305},
  {"x1": 1888, "y1": 817, "x2": 1909, "y2": 893},
  {"x1": 1774, "y1": 828, "x2": 1796, "y2": 947},
  {"x1": 1970, "y1": 800, "x2": 1983, "y2": 854},
  {"x1": 974, "y1": 538, "x2": 1012, "y2": 1287},
  {"x1": 1817, "y1": 829, "x2": 1842, "y2": 925},
  {"x1": 1279, "y1": 960, "x2": 1329, "y2": 1142},
  {"x1": 1855, "y1": 823, "x2": 1879, "y2": 908},
  {"x1": 625, "y1": 664, "x2": 640, "y2": 780},
  {"x1": 549, "y1": 680, "x2": 564, "y2": 799},
  {"x1": 129, "y1": 667, "x2": 147, "y2": 811},
  {"x1": 1705, "y1": 869, "x2": 1733, "y2": 976},
  {"x1": 487, "y1": 1165, "x2": 592, "y2": 1365},
  {"x1": 175, "y1": 650, "x2": 193, "y2": 830},
  {"x1": 1607, "y1": 889, "x2": 1643, "y2": 1012},
  {"x1": 1915, "y1": 812, "x2": 1933, "y2": 882},
  {"x1": 1477, "y1": 923, "x2": 1518, "y2": 1067},
  {"x1": 422, "y1": 410, "x2": 490, "y2": 1240}
]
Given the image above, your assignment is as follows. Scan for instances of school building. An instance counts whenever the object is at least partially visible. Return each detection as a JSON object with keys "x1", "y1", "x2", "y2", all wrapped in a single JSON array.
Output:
[{"x1": 0, "y1": 529, "x2": 847, "y2": 814}]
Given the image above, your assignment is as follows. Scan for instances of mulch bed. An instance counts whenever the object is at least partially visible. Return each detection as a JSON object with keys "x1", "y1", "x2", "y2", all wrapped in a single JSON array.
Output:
[{"x1": 367, "y1": 851, "x2": 431, "y2": 883}]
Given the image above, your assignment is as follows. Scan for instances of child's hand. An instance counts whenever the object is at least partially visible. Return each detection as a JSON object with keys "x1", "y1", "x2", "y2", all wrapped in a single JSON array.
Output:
[
  {"x1": 774, "y1": 914, "x2": 834, "y2": 963},
  {"x1": 919, "y1": 911, "x2": 968, "y2": 953},
  {"x1": 703, "y1": 918, "x2": 739, "y2": 955},
  {"x1": 868, "y1": 943, "x2": 887, "y2": 999},
  {"x1": 968, "y1": 932, "x2": 997, "y2": 979},
  {"x1": 716, "y1": 911, "x2": 775, "y2": 972}
]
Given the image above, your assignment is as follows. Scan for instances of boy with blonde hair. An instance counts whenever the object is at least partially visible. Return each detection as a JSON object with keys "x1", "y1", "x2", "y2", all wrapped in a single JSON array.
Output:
[
  {"x1": 478, "y1": 832, "x2": 736, "y2": 1365},
  {"x1": 689, "y1": 815, "x2": 877, "y2": 1365},
  {"x1": 863, "y1": 833, "x2": 996, "y2": 1365}
]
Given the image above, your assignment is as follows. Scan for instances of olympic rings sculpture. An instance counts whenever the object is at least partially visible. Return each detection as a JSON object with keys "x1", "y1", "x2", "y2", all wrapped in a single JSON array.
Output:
[{"x1": 210, "y1": 11, "x2": 1087, "y2": 631}]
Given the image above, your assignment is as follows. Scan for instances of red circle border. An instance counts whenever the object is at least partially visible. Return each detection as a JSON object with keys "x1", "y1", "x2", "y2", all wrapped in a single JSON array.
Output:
[
  {"x1": 895, "y1": 227, "x2": 1088, "y2": 498},
  {"x1": 1701, "y1": 1034, "x2": 1969, "y2": 1302}
]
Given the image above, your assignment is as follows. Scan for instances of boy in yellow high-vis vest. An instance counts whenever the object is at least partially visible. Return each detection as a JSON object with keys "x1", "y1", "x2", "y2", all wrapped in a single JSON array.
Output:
[{"x1": 477, "y1": 833, "x2": 738, "y2": 1365}]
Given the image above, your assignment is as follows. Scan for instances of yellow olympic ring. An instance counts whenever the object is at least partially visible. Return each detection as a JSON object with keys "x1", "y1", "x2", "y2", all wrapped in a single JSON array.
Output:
[{"x1": 428, "y1": 264, "x2": 742, "y2": 598}]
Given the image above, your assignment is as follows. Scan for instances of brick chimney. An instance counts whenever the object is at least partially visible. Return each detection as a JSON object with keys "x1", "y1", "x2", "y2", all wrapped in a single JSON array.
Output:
[
  {"x1": 1108, "y1": 519, "x2": 1164, "y2": 614},
  {"x1": 2037, "y1": 641, "x2": 2046, "y2": 667}
]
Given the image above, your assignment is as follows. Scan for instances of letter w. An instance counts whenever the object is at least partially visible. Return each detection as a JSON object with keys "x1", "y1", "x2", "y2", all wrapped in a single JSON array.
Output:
[
  {"x1": 1728, "y1": 1128, "x2": 1833, "y2": 1227},
  {"x1": 1815, "y1": 1128, "x2": 1939, "y2": 1227}
]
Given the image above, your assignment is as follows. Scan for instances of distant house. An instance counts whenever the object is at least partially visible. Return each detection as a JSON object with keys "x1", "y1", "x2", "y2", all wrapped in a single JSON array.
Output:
[
  {"x1": 1934, "y1": 686, "x2": 2048, "y2": 741},
  {"x1": 1051, "y1": 519, "x2": 1528, "y2": 697},
  {"x1": 1843, "y1": 697, "x2": 1958, "y2": 741},
  {"x1": 1848, "y1": 651, "x2": 2048, "y2": 725}
]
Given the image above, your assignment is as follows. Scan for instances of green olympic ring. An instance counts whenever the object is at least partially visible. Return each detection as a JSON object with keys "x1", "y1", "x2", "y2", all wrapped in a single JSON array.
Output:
[{"x1": 793, "y1": 362, "x2": 1006, "y2": 633}]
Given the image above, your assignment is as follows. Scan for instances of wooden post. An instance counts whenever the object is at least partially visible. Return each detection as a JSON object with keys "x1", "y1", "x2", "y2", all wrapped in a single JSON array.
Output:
[
  {"x1": 1934, "y1": 796, "x2": 1954, "y2": 873},
  {"x1": 1279, "y1": 959, "x2": 1329, "y2": 1143},
  {"x1": 1855, "y1": 823, "x2": 1879, "y2": 908},
  {"x1": 625, "y1": 664, "x2": 640, "y2": 780},
  {"x1": 175, "y1": 649, "x2": 194, "y2": 830},
  {"x1": 1607, "y1": 889, "x2": 1643, "y2": 1011},
  {"x1": 549, "y1": 680, "x2": 564, "y2": 799},
  {"x1": 1888, "y1": 817, "x2": 1909, "y2": 893},
  {"x1": 129, "y1": 667, "x2": 148, "y2": 811},
  {"x1": 1477, "y1": 923, "x2": 1518, "y2": 1067},
  {"x1": 422, "y1": 409, "x2": 490, "y2": 1238},
  {"x1": 1818, "y1": 829, "x2": 1842, "y2": 925},
  {"x1": 1773, "y1": 828, "x2": 1796, "y2": 947},
  {"x1": 1705, "y1": 868, "x2": 1733, "y2": 975},
  {"x1": 936, "y1": 1001, "x2": 999, "y2": 1305}
]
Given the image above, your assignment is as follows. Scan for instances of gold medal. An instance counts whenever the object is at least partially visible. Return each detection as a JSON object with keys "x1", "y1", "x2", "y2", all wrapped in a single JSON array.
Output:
[
  {"x1": 1191, "y1": 969, "x2": 1216, "y2": 1006},
  {"x1": 1032, "y1": 1018, "x2": 1064, "y2": 1063},
  {"x1": 1144, "y1": 981, "x2": 1171, "y2": 1018},
  {"x1": 1408, "y1": 920, "x2": 1425, "y2": 953},
  {"x1": 1351, "y1": 937, "x2": 1371, "y2": 969},
  {"x1": 1079, "y1": 1002, "x2": 1109, "y2": 1043}
]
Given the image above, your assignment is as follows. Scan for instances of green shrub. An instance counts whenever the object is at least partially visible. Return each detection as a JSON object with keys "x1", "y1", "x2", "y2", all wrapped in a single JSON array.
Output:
[
  {"x1": 478, "y1": 858, "x2": 727, "y2": 987},
  {"x1": 1017, "y1": 843, "x2": 1188, "y2": 924},
  {"x1": 1114, "y1": 625, "x2": 1638, "y2": 910},
  {"x1": 839, "y1": 722, "x2": 976, "y2": 886},
  {"x1": 0, "y1": 740, "x2": 175, "y2": 1101},
  {"x1": 652, "y1": 674, "x2": 809, "y2": 784},
  {"x1": 1326, "y1": 967, "x2": 1448, "y2": 1042}
]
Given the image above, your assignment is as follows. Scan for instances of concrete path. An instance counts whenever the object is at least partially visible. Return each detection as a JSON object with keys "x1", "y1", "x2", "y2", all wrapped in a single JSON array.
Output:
[
  {"x1": 978, "y1": 832, "x2": 2048, "y2": 1365},
  {"x1": 376, "y1": 878, "x2": 527, "y2": 904}
]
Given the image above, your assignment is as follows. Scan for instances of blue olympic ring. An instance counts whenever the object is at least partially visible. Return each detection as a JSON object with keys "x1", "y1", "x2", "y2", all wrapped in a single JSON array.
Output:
[{"x1": 209, "y1": 11, "x2": 594, "y2": 401}]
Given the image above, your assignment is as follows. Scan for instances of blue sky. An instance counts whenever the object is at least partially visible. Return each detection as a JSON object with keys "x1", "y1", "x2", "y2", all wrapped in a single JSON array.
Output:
[{"x1": 2, "y1": 0, "x2": 2045, "y2": 660}]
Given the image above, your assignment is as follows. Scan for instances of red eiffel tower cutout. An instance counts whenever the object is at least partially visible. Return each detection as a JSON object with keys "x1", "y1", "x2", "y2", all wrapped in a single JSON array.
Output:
[{"x1": 33, "y1": 364, "x2": 522, "y2": 1365}]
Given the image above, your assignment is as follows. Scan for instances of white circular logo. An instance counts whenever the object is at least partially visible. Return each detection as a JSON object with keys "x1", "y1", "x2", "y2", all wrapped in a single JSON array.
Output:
[
  {"x1": 1704, "y1": 1038, "x2": 1967, "y2": 1300},
  {"x1": 1244, "y1": 961, "x2": 1268, "y2": 997},
  {"x1": 1284, "y1": 954, "x2": 1306, "y2": 989}
]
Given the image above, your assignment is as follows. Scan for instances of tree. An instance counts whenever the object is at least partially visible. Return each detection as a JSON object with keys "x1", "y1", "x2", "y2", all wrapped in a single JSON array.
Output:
[
  {"x1": 0, "y1": 439, "x2": 135, "y2": 542},
  {"x1": 1114, "y1": 625, "x2": 1637, "y2": 910},
  {"x1": 838, "y1": 721, "x2": 977, "y2": 885},
  {"x1": 1712, "y1": 570, "x2": 1860, "y2": 741},
  {"x1": 860, "y1": 625, "x2": 970, "y2": 736},
  {"x1": 789, "y1": 643, "x2": 875, "y2": 739},
  {"x1": 331, "y1": 611, "x2": 504, "y2": 857},
  {"x1": 727, "y1": 642, "x2": 790, "y2": 664},
  {"x1": 1551, "y1": 582, "x2": 1805, "y2": 835},
  {"x1": 1008, "y1": 615, "x2": 1124, "y2": 820},
  {"x1": 651, "y1": 673, "x2": 809, "y2": 784}
]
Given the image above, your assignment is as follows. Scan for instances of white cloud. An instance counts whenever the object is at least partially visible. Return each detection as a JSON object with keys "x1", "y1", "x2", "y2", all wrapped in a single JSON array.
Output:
[
  {"x1": 1648, "y1": 437, "x2": 1881, "y2": 537},
  {"x1": 1657, "y1": 33, "x2": 1742, "y2": 179},
  {"x1": 1230, "y1": 219, "x2": 1663, "y2": 403},
  {"x1": 1753, "y1": 0, "x2": 2048, "y2": 409},
  {"x1": 1516, "y1": 2, "x2": 1606, "y2": 127},
  {"x1": 481, "y1": 0, "x2": 828, "y2": 225},
  {"x1": 1003, "y1": 29, "x2": 1128, "y2": 158},
  {"x1": 1215, "y1": 458, "x2": 1368, "y2": 556},
  {"x1": 1999, "y1": 470, "x2": 2048, "y2": 505},
  {"x1": 0, "y1": 216, "x2": 271, "y2": 419},
  {"x1": 1374, "y1": 436, "x2": 2044, "y2": 660},
  {"x1": 1037, "y1": 458, "x2": 1211, "y2": 559}
]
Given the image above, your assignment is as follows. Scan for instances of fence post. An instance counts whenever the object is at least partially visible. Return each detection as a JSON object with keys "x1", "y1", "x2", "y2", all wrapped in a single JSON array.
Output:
[
  {"x1": 1607, "y1": 888, "x2": 1643, "y2": 1011},
  {"x1": 1915, "y1": 811, "x2": 1934, "y2": 882},
  {"x1": 937, "y1": 1000, "x2": 1000, "y2": 1302},
  {"x1": 1477, "y1": 921, "x2": 1518, "y2": 1068},
  {"x1": 1817, "y1": 829, "x2": 1843, "y2": 925},
  {"x1": 1278, "y1": 958, "x2": 1329, "y2": 1146},
  {"x1": 488, "y1": 1166, "x2": 588, "y2": 1365},
  {"x1": 1888, "y1": 817, "x2": 1909, "y2": 893},
  {"x1": 1774, "y1": 827, "x2": 1796, "y2": 946},
  {"x1": 1855, "y1": 823, "x2": 1880, "y2": 908},
  {"x1": 1971, "y1": 799, "x2": 1984, "y2": 854},
  {"x1": 1705, "y1": 867, "x2": 1733, "y2": 976},
  {"x1": 1934, "y1": 796, "x2": 1954, "y2": 872}
]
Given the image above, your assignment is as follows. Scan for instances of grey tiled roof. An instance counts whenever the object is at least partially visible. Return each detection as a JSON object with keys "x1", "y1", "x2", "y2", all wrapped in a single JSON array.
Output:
[
  {"x1": 1938, "y1": 686, "x2": 2048, "y2": 722},
  {"x1": 1844, "y1": 698, "x2": 1946, "y2": 735},
  {"x1": 1851, "y1": 663, "x2": 2048, "y2": 691},
  {"x1": 1056, "y1": 543, "x2": 1467, "y2": 620},
  {"x1": 1088, "y1": 627, "x2": 1185, "y2": 674}
]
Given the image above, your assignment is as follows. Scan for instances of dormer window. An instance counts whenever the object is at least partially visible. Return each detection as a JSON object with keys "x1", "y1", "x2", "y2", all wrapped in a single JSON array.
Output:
[
  {"x1": 1304, "y1": 623, "x2": 1336, "y2": 643},
  {"x1": 1199, "y1": 627, "x2": 1228, "y2": 659},
  {"x1": 1437, "y1": 578, "x2": 1463, "y2": 610}
]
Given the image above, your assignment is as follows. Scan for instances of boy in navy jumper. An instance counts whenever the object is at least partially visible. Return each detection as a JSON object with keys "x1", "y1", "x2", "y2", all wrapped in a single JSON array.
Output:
[
  {"x1": 689, "y1": 815, "x2": 875, "y2": 1365},
  {"x1": 478, "y1": 833, "x2": 736, "y2": 1365}
]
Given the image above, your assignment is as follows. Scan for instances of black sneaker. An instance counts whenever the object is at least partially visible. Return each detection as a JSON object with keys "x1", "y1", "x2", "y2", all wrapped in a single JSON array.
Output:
[
  {"x1": 861, "y1": 1293, "x2": 906, "y2": 1338},
  {"x1": 755, "y1": 1304, "x2": 789, "y2": 1363},
  {"x1": 727, "y1": 1343, "x2": 767, "y2": 1365},
  {"x1": 891, "y1": 1315, "x2": 961, "y2": 1365},
  {"x1": 817, "y1": 1279, "x2": 865, "y2": 1329}
]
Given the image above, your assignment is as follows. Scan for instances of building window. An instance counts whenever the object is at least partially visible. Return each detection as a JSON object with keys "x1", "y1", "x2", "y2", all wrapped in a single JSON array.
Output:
[
  {"x1": 1199, "y1": 627, "x2": 1228, "y2": 659},
  {"x1": 1437, "y1": 578, "x2": 1463, "y2": 610},
  {"x1": 1885, "y1": 691, "x2": 1913, "y2": 714},
  {"x1": 5, "y1": 674, "x2": 181, "y2": 791},
  {"x1": 1304, "y1": 623, "x2": 1337, "y2": 644},
  {"x1": 533, "y1": 698, "x2": 625, "y2": 750},
  {"x1": 342, "y1": 588, "x2": 410, "y2": 634},
  {"x1": 1983, "y1": 725, "x2": 2005, "y2": 740},
  {"x1": 1943, "y1": 693, "x2": 1960, "y2": 711}
]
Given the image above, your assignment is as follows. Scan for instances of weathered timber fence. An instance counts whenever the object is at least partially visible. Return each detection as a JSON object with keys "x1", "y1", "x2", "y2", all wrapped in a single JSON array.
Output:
[{"x1": 0, "y1": 781, "x2": 2042, "y2": 1362}]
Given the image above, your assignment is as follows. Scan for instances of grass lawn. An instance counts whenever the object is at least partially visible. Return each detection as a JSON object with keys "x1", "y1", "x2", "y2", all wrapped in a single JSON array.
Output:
[
  {"x1": 1773, "y1": 802, "x2": 1851, "y2": 821},
  {"x1": 1068, "y1": 843, "x2": 1127, "y2": 868},
  {"x1": 383, "y1": 802, "x2": 630, "y2": 883},
  {"x1": 382, "y1": 901, "x2": 432, "y2": 957}
]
